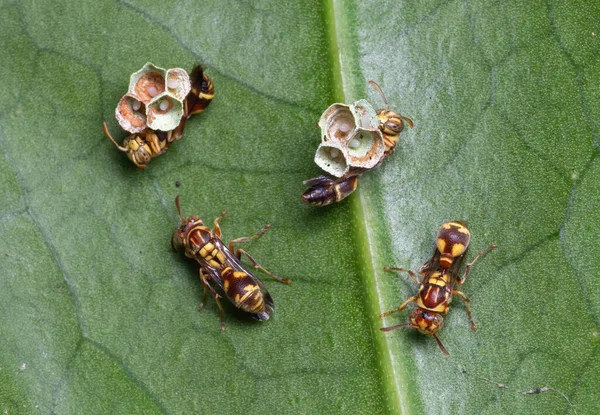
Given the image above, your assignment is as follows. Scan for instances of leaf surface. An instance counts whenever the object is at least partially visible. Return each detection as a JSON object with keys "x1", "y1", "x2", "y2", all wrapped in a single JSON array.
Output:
[{"x1": 0, "y1": 1, "x2": 598, "y2": 414}]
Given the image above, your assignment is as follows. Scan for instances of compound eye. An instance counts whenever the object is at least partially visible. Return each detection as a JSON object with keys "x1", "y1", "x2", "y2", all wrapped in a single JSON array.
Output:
[{"x1": 385, "y1": 119, "x2": 403, "y2": 134}]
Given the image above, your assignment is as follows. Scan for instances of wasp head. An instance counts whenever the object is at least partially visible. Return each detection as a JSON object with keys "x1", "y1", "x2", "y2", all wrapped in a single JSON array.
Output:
[
  {"x1": 171, "y1": 196, "x2": 203, "y2": 252},
  {"x1": 122, "y1": 135, "x2": 152, "y2": 168},
  {"x1": 381, "y1": 307, "x2": 448, "y2": 354},
  {"x1": 410, "y1": 308, "x2": 448, "y2": 354},
  {"x1": 368, "y1": 81, "x2": 414, "y2": 154},
  {"x1": 102, "y1": 122, "x2": 152, "y2": 169},
  {"x1": 409, "y1": 308, "x2": 443, "y2": 335}
]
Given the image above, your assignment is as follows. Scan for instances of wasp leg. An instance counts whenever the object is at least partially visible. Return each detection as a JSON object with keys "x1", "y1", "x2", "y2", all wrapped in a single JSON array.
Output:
[
  {"x1": 146, "y1": 132, "x2": 163, "y2": 155},
  {"x1": 197, "y1": 270, "x2": 210, "y2": 311},
  {"x1": 235, "y1": 248, "x2": 291, "y2": 284},
  {"x1": 212, "y1": 210, "x2": 227, "y2": 238},
  {"x1": 199, "y1": 269, "x2": 225, "y2": 331},
  {"x1": 457, "y1": 243, "x2": 497, "y2": 284},
  {"x1": 452, "y1": 289, "x2": 477, "y2": 331},
  {"x1": 228, "y1": 223, "x2": 271, "y2": 251},
  {"x1": 379, "y1": 296, "x2": 418, "y2": 318},
  {"x1": 132, "y1": 159, "x2": 146, "y2": 169},
  {"x1": 383, "y1": 266, "x2": 420, "y2": 284}
]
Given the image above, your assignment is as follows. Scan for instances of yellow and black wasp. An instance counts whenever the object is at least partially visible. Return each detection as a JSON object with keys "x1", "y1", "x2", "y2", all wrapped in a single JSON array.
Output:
[
  {"x1": 171, "y1": 196, "x2": 290, "y2": 330},
  {"x1": 302, "y1": 81, "x2": 413, "y2": 206},
  {"x1": 104, "y1": 65, "x2": 215, "y2": 168},
  {"x1": 380, "y1": 221, "x2": 496, "y2": 354}
]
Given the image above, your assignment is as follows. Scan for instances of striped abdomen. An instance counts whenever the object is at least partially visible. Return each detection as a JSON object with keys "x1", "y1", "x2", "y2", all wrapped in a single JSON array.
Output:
[
  {"x1": 436, "y1": 221, "x2": 470, "y2": 269},
  {"x1": 186, "y1": 65, "x2": 215, "y2": 117},
  {"x1": 221, "y1": 266, "x2": 272, "y2": 319},
  {"x1": 301, "y1": 175, "x2": 359, "y2": 206}
]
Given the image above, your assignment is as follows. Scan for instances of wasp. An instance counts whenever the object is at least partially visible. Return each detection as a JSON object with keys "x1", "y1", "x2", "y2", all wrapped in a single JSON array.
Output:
[
  {"x1": 102, "y1": 123, "x2": 176, "y2": 169},
  {"x1": 104, "y1": 65, "x2": 214, "y2": 168},
  {"x1": 368, "y1": 80, "x2": 414, "y2": 156},
  {"x1": 380, "y1": 221, "x2": 496, "y2": 354},
  {"x1": 170, "y1": 65, "x2": 215, "y2": 140},
  {"x1": 302, "y1": 81, "x2": 413, "y2": 206},
  {"x1": 171, "y1": 196, "x2": 290, "y2": 330}
]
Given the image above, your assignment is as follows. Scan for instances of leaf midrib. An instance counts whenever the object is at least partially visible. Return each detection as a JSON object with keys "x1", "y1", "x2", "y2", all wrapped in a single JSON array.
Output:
[{"x1": 323, "y1": 1, "x2": 412, "y2": 414}]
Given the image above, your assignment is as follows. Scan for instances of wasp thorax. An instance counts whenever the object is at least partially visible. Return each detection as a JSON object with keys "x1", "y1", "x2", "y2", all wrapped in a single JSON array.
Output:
[{"x1": 410, "y1": 308, "x2": 443, "y2": 335}]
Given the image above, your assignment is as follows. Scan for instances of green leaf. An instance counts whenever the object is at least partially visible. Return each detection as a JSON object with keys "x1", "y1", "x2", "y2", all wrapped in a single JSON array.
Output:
[{"x1": 1, "y1": 0, "x2": 598, "y2": 414}]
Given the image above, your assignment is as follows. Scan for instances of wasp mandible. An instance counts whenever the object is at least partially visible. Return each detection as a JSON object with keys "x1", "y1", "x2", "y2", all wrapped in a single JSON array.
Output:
[{"x1": 171, "y1": 196, "x2": 290, "y2": 330}]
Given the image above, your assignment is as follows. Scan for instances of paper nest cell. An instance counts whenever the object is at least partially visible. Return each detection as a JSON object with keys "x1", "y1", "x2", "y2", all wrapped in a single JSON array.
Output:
[
  {"x1": 115, "y1": 62, "x2": 191, "y2": 133},
  {"x1": 314, "y1": 100, "x2": 386, "y2": 177}
]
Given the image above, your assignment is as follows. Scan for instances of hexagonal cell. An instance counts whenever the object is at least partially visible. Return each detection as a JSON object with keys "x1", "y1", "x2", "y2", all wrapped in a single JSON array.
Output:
[
  {"x1": 129, "y1": 63, "x2": 167, "y2": 104},
  {"x1": 351, "y1": 99, "x2": 379, "y2": 130},
  {"x1": 165, "y1": 68, "x2": 191, "y2": 101},
  {"x1": 146, "y1": 93, "x2": 184, "y2": 131},
  {"x1": 115, "y1": 94, "x2": 146, "y2": 133},
  {"x1": 346, "y1": 129, "x2": 385, "y2": 169},
  {"x1": 314, "y1": 142, "x2": 349, "y2": 177},
  {"x1": 324, "y1": 106, "x2": 357, "y2": 144}
]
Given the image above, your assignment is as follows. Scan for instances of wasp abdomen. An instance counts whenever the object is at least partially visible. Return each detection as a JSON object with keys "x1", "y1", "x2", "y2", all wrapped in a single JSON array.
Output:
[
  {"x1": 301, "y1": 175, "x2": 359, "y2": 206},
  {"x1": 221, "y1": 267, "x2": 273, "y2": 319},
  {"x1": 436, "y1": 221, "x2": 471, "y2": 268},
  {"x1": 187, "y1": 65, "x2": 215, "y2": 117}
]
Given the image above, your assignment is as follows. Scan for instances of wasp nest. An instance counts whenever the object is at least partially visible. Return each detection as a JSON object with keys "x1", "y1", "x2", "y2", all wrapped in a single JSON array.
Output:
[
  {"x1": 115, "y1": 63, "x2": 191, "y2": 133},
  {"x1": 314, "y1": 99, "x2": 385, "y2": 177}
]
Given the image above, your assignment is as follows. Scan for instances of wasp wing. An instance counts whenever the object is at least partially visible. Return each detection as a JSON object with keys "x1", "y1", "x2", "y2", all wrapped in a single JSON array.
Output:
[
  {"x1": 302, "y1": 175, "x2": 335, "y2": 187},
  {"x1": 418, "y1": 246, "x2": 468, "y2": 280},
  {"x1": 419, "y1": 249, "x2": 442, "y2": 274}
]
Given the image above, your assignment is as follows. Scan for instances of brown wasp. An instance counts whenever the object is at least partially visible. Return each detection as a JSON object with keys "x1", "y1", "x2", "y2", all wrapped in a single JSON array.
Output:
[
  {"x1": 104, "y1": 65, "x2": 214, "y2": 168},
  {"x1": 302, "y1": 81, "x2": 413, "y2": 206},
  {"x1": 368, "y1": 81, "x2": 414, "y2": 156},
  {"x1": 102, "y1": 123, "x2": 177, "y2": 169},
  {"x1": 380, "y1": 221, "x2": 496, "y2": 355},
  {"x1": 171, "y1": 65, "x2": 215, "y2": 138},
  {"x1": 171, "y1": 196, "x2": 290, "y2": 330}
]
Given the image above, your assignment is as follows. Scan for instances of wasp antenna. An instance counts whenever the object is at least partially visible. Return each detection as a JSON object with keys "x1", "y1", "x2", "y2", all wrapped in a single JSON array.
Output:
[
  {"x1": 380, "y1": 322, "x2": 414, "y2": 332},
  {"x1": 102, "y1": 122, "x2": 128, "y2": 152},
  {"x1": 368, "y1": 80, "x2": 389, "y2": 111},
  {"x1": 401, "y1": 115, "x2": 415, "y2": 129},
  {"x1": 175, "y1": 195, "x2": 184, "y2": 223},
  {"x1": 432, "y1": 334, "x2": 450, "y2": 355}
]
